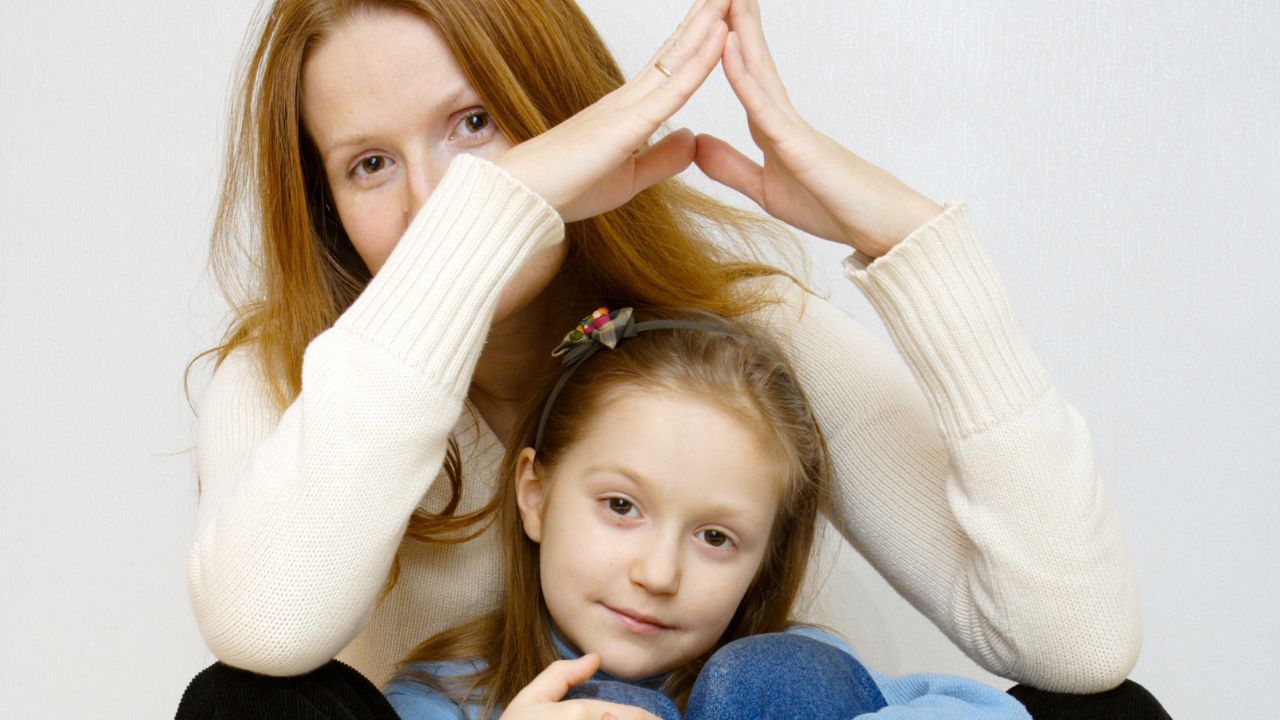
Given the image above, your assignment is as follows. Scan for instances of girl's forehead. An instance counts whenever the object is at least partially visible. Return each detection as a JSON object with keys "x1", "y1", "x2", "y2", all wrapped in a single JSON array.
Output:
[
  {"x1": 597, "y1": 387, "x2": 787, "y2": 473},
  {"x1": 562, "y1": 391, "x2": 785, "y2": 519}
]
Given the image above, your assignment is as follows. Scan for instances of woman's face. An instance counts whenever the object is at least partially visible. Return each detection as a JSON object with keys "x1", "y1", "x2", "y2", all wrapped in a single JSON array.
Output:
[
  {"x1": 515, "y1": 390, "x2": 783, "y2": 680},
  {"x1": 302, "y1": 10, "x2": 562, "y2": 311}
]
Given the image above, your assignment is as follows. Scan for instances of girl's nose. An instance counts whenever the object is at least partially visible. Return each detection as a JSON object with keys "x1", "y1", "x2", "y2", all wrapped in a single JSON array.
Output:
[{"x1": 629, "y1": 535, "x2": 681, "y2": 595}]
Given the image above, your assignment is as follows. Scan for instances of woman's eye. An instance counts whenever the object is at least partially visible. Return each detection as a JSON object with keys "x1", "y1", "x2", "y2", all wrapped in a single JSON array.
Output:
[
  {"x1": 351, "y1": 154, "x2": 393, "y2": 179},
  {"x1": 455, "y1": 110, "x2": 494, "y2": 138},
  {"x1": 698, "y1": 529, "x2": 734, "y2": 549},
  {"x1": 606, "y1": 497, "x2": 637, "y2": 517}
]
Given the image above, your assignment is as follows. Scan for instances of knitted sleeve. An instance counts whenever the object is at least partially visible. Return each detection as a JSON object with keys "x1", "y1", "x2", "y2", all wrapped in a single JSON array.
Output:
[
  {"x1": 754, "y1": 202, "x2": 1141, "y2": 693},
  {"x1": 187, "y1": 155, "x2": 564, "y2": 676}
]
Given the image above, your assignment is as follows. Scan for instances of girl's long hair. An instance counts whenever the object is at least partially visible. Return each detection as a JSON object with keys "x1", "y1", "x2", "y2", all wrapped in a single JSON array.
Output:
[
  {"x1": 395, "y1": 311, "x2": 831, "y2": 716},
  {"x1": 188, "y1": 0, "x2": 802, "y2": 554}
]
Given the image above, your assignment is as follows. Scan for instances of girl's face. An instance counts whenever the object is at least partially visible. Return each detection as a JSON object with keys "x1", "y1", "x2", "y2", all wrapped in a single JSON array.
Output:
[
  {"x1": 301, "y1": 10, "x2": 565, "y2": 316},
  {"x1": 516, "y1": 390, "x2": 783, "y2": 680}
]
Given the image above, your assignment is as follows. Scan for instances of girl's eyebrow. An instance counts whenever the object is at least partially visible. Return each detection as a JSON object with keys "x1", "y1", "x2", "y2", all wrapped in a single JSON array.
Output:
[
  {"x1": 323, "y1": 85, "x2": 471, "y2": 156},
  {"x1": 582, "y1": 463, "x2": 648, "y2": 488}
]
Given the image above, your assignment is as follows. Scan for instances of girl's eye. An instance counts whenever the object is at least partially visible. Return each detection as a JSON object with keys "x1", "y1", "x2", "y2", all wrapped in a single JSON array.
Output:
[
  {"x1": 351, "y1": 154, "x2": 393, "y2": 179},
  {"x1": 698, "y1": 529, "x2": 734, "y2": 549},
  {"x1": 606, "y1": 497, "x2": 637, "y2": 517},
  {"x1": 455, "y1": 110, "x2": 494, "y2": 138}
]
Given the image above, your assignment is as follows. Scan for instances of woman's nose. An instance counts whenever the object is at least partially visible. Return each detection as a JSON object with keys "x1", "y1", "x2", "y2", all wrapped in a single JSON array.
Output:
[
  {"x1": 403, "y1": 154, "x2": 452, "y2": 222},
  {"x1": 629, "y1": 534, "x2": 681, "y2": 595}
]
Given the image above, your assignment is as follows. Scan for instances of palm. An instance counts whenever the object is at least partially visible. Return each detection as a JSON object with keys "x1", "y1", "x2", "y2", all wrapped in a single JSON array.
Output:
[
  {"x1": 496, "y1": 0, "x2": 732, "y2": 225},
  {"x1": 695, "y1": 0, "x2": 943, "y2": 258},
  {"x1": 752, "y1": 128, "x2": 846, "y2": 243}
]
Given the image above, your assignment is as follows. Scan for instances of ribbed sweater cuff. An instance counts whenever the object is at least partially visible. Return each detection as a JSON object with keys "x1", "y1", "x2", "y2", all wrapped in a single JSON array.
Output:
[
  {"x1": 844, "y1": 201, "x2": 1051, "y2": 439},
  {"x1": 335, "y1": 154, "x2": 564, "y2": 396}
]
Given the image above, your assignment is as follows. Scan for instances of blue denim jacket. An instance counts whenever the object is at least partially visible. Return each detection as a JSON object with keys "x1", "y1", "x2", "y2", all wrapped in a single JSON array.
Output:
[{"x1": 383, "y1": 625, "x2": 1029, "y2": 719}]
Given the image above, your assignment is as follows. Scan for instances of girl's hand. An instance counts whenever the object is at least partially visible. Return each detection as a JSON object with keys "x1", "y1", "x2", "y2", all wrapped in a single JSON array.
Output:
[
  {"x1": 497, "y1": 0, "x2": 731, "y2": 223},
  {"x1": 500, "y1": 654, "x2": 663, "y2": 720},
  {"x1": 694, "y1": 0, "x2": 945, "y2": 259}
]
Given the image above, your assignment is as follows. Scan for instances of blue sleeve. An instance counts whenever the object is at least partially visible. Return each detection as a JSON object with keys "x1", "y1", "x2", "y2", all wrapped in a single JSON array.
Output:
[
  {"x1": 785, "y1": 626, "x2": 1030, "y2": 720},
  {"x1": 381, "y1": 662, "x2": 475, "y2": 720}
]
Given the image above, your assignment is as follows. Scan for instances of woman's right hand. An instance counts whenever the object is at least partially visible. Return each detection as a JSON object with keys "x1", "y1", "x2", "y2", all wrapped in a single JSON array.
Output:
[
  {"x1": 500, "y1": 654, "x2": 663, "y2": 720},
  {"x1": 496, "y1": 0, "x2": 730, "y2": 223}
]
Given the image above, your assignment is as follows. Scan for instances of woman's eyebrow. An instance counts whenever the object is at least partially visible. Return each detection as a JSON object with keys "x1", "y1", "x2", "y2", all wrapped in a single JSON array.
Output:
[
  {"x1": 325, "y1": 133, "x2": 375, "y2": 158},
  {"x1": 323, "y1": 85, "x2": 471, "y2": 156}
]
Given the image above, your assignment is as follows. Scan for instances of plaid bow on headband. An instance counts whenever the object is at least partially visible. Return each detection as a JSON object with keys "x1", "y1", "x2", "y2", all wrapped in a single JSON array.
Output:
[
  {"x1": 551, "y1": 306, "x2": 636, "y2": 366},
  {"x1": 534, "y1": 306, "x2": 733, "y2": 450}
]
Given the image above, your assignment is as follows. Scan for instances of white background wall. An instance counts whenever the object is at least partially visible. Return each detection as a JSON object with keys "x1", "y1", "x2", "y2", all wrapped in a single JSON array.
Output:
[{"x1": 1, "y1": 1, "x2": 1275, "y2": 717}]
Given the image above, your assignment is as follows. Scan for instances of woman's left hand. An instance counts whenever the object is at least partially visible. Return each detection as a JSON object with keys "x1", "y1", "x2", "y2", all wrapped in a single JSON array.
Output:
[{"x1": 694, "y1": 0, "x2": 945, "y2": 259}]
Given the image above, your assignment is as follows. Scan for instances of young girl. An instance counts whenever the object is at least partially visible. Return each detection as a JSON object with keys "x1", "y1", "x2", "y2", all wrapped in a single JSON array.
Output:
[{"x1": 381, "y1": 307, "x2": 1029, "y2": 720}]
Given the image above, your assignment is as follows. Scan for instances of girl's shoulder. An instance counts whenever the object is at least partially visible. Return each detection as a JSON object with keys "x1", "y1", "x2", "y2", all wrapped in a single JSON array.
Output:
[
  {"x1": 382, "y1": 659, "x2": 487, "y2": 720},
  {"x1": 784, "y1": 623, "x2": 856, "y2": 653}
]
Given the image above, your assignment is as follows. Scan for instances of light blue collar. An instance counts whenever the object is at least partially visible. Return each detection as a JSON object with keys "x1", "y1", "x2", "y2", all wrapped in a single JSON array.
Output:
[{"x1": 549, "y1": 625, "x2": 671, "y2": 692}]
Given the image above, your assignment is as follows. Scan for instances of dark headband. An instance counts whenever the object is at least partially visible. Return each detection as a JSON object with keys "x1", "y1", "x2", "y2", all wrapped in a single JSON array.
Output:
[{"x1": 533, "y1": 307, "x2": 734, "y2": 451}]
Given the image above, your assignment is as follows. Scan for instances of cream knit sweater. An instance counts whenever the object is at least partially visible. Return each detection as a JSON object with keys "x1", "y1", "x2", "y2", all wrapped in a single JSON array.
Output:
[{"x1": 188, "y1": 154, "x2": 1141, "y2": 693}]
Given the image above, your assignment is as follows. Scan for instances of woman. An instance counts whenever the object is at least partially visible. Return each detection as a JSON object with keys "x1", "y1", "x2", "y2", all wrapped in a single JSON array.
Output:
[{"x1": 180, "y1": 0, "x2": 1166, "y2": 717}]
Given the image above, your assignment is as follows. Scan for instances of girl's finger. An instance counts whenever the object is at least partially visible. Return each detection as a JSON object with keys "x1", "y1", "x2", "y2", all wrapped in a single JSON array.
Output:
[
  {"x1": 507, "y1": 654, "x2": 602, "y2": 708},
  {"x1": 592, "y1": 706, "x2": 661, "y2": 720},
  {"x1": 693, "y1": 133, "x2": 765, "y2": 208},
  {"x1": 563, "y1": 700, "x2": 663, "y2": 720},
  {"x1": 721, "y1": 31, "x2": 791, "y2": 144},
  {"x1": 727, "y1": 0, "x2": 792, "y2": 109}
]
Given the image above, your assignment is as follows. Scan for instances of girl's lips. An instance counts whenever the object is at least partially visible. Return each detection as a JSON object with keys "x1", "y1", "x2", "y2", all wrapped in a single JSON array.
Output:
[{"x1": 604, "y1": 605, "x2": 670, "y2": 635}]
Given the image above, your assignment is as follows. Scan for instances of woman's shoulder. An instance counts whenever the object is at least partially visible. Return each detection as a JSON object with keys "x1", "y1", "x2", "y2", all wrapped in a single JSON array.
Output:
[
  {"x1": 208, "y1": 341, "x2": 263, "y2": 382},
  {"x1": 197, "y1": 341, "x2": 276, "y2": 419},
  {"x1": 734, "y1": 272, "x2": 906, "y2": 384},
  {"x1": 734, "y1": 271, "x2": 864, "y2": 333}
]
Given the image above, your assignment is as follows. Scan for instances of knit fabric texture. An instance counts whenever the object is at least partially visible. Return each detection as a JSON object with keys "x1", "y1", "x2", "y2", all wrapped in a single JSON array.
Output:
[{"x1": 188, "y1": 154, "x2": 1141, "y2": 692}]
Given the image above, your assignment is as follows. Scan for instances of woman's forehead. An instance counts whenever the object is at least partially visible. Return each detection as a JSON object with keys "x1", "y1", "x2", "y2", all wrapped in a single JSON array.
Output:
[{"x1": 300, "y1": 9, "x2": 476, "y2": 152}]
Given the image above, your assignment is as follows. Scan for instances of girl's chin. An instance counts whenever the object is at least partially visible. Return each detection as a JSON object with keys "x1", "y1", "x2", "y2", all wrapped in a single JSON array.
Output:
[
  {"x1": 600, "y1": 661, "x2": 665, "y2": 682},
  {"x1": 596, "y1": 652, "x2": 682, "y2": 682}
]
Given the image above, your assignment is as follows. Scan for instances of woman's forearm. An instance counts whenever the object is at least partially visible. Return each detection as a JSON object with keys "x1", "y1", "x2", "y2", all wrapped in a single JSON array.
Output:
[{"x1": 188, "y1": 156, "x2": 564, "y2": 675}]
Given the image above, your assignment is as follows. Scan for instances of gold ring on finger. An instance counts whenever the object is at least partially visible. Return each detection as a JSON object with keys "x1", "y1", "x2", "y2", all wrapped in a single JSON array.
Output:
[{"x1": 654, "y1": 61, "x2": 673, "y2": 78}]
